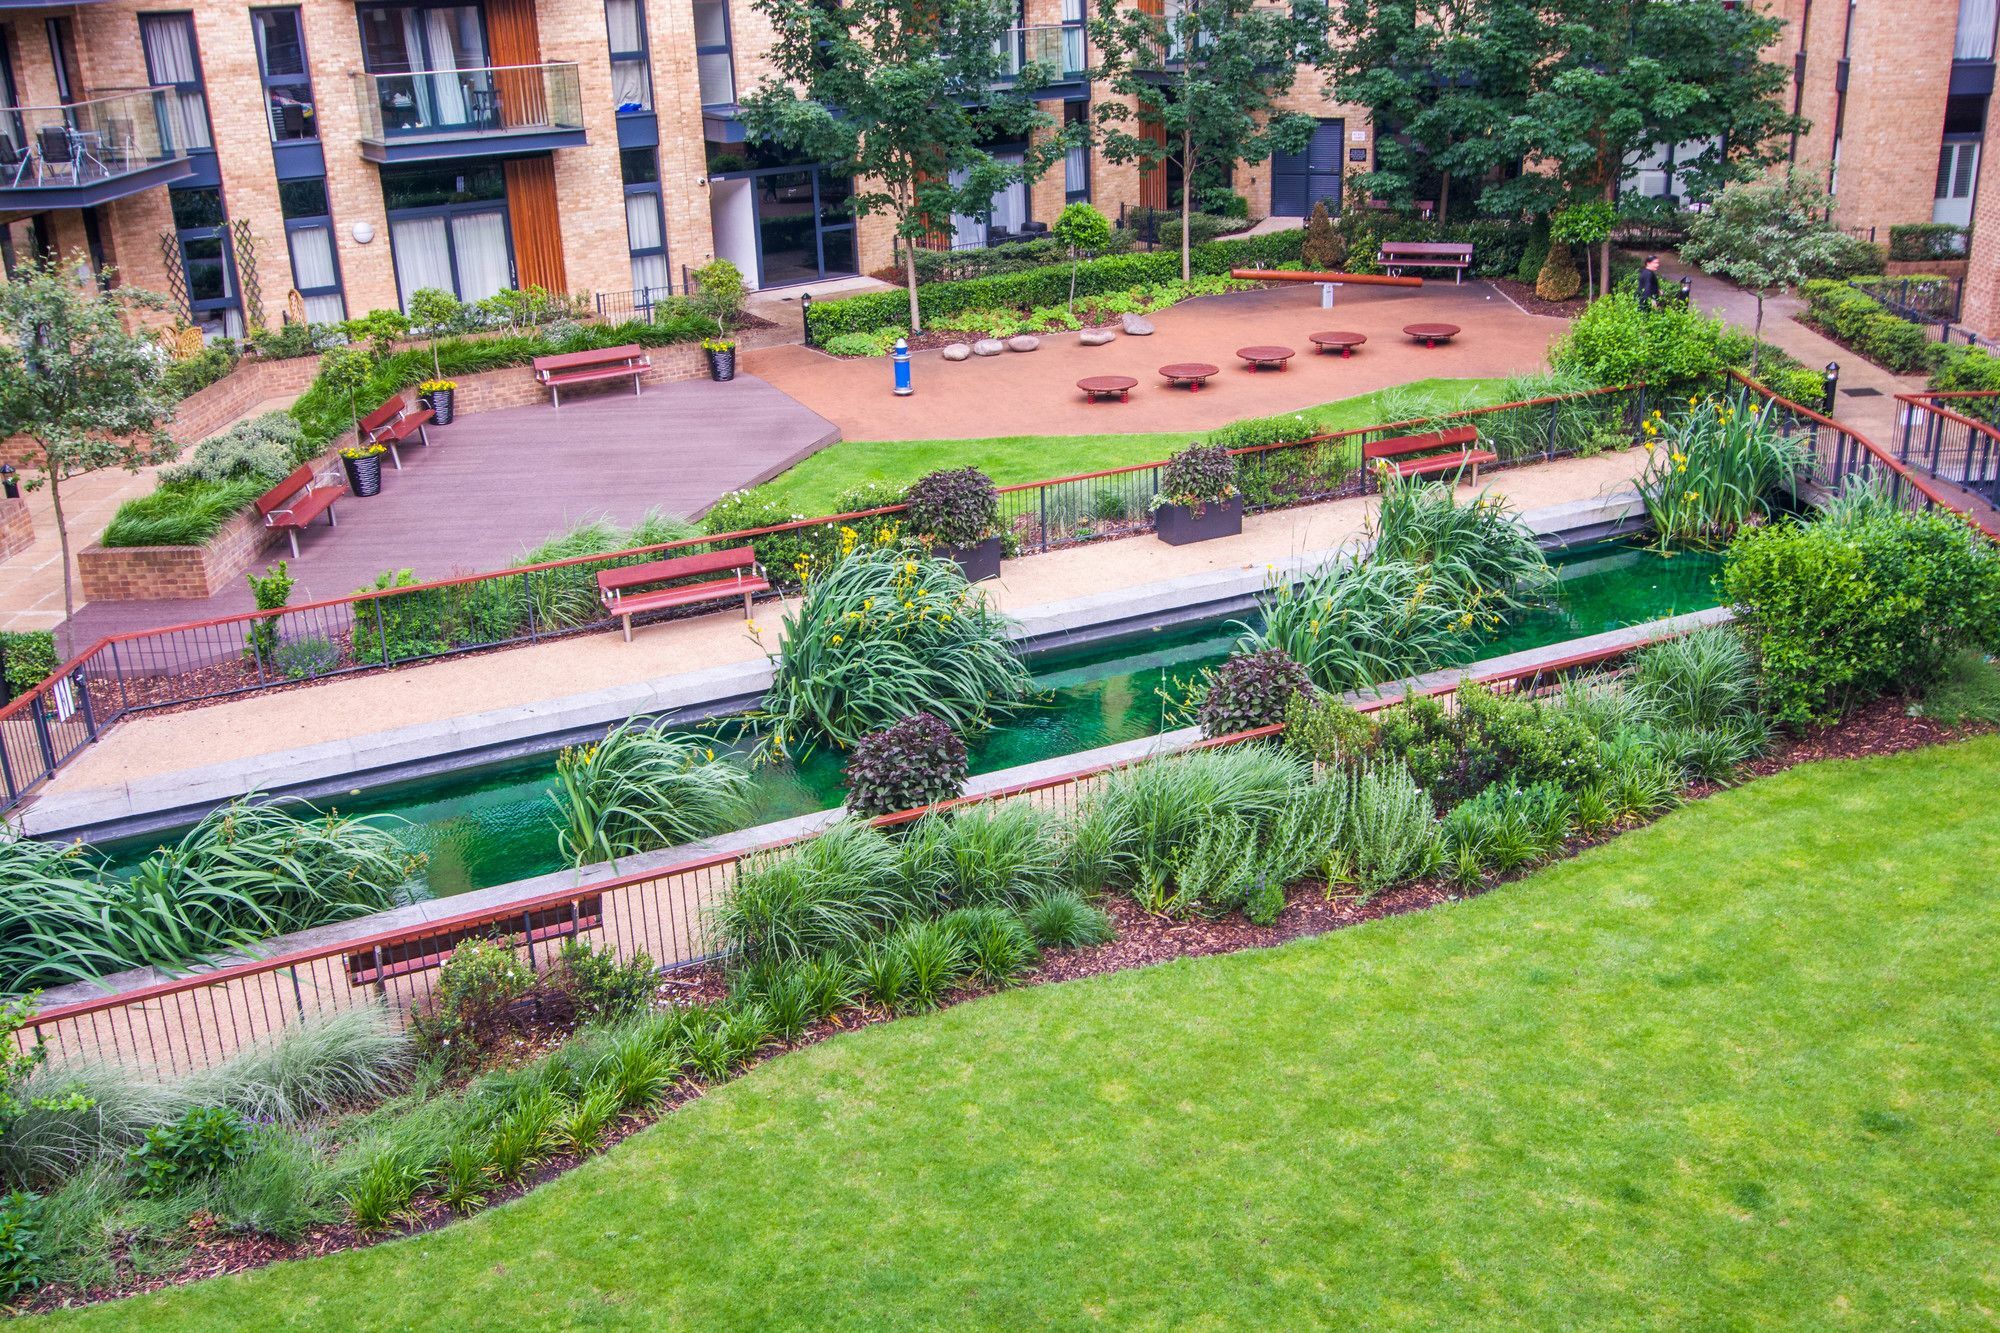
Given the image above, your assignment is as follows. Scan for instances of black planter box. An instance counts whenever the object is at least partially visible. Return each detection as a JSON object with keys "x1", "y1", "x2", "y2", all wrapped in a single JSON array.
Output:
[
  {"x1": 707, "y1": 347, "x2": 737, "y2": 382},
  {"x1": 1154, "y1": 494, "x2": 1243, "y2": 546},
  {"x1": 342, "y1": 453, "x2": 384, "y2": 498},
  {"x1": 941, "y1": 535, "x2": 1003, "y2": 582},
  {"x1": 424, "y1": 387, "x2": 456, "y2": 425}
]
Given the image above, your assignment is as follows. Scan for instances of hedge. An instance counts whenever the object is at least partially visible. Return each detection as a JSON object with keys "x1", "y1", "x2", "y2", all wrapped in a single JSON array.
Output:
[
  {"x1": 805, "y1": 231, "x2": 1303, "y2": 339},
  {"x1": 1886, "y1": 223, "x2": 1968, "y2": 263},
  {"x1": 1799, "y1": 280, "x2": 1938, "y2": 376}
]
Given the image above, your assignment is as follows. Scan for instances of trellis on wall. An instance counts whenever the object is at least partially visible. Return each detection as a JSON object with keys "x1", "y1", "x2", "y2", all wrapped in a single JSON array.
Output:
[
  {"x1": 231, "y1": 218, "x2": 264, "y2": 332},
  {"x1": 156, "y1": 231, "x2": 189, "y2": 321}
]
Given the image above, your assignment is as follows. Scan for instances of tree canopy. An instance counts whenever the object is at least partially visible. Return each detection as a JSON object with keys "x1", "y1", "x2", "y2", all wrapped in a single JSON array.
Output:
[{"x1": 1680, "y1": 170, "x2": 1858, "y2": 372}]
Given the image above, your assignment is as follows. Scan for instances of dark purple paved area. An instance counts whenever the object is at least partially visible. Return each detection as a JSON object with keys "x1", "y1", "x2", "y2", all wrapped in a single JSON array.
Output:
[{"x1": 65, "y1": 374, "x2": 839, "y2": 642}]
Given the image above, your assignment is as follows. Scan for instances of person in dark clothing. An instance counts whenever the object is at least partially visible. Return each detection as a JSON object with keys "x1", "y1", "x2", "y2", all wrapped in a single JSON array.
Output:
[{"x1": 1636, "y1": 254, "x2": 1662, "y2": 309}]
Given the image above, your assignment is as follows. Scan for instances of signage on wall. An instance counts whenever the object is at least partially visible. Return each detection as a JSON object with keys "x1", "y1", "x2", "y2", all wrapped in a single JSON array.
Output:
[{"x1": 1349, "y1": 148, "x2": 1368, "y2": 162}]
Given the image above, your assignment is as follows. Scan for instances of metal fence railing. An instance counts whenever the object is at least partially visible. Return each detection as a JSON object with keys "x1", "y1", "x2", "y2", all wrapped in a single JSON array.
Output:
[
  {"x1": 1851, "y1": 275, "x2": 1964, "y2": 325},
  {"x1": 14, "y1": 632, "x2": 1683, "y2": 1077},
  {"x1": 594, "y1": 277, "x2": 691, "y2": 323},
  {"x1": 1892, "y1": 391, "x2": 2000, "y2": 513},
  {"x1": 0, "y1": 387, "x2": 1647, "y2": 814}
]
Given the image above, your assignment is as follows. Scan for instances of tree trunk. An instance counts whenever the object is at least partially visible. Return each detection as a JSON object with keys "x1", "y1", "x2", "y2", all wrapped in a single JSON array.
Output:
[
  {"x1": 903, "y1": 239, "x2": 923, "y2": 335},
  {"x1": 1438, "y1": 166, "x2": 1451, "y2": 220},
  {"x1": 1750, "y1": 294, "x2": 1764, "y2": 377},
  {"x1": 49, "y1": 467, "x2": 73, "y2": 660},
  {"x1": 1599, "y1": 179, "x2": 1616, "y2": 300},
  {"x1": 1069, "y1": 247, "x2": 1079, "y2": 314},
  {"x1": 1180, "y1": 131, "x2": 1194, "y2": 284}
]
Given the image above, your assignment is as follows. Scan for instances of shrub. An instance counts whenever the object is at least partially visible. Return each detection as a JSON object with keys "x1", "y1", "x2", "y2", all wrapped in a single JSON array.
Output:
[
  {"x1": 899, "y1": 803, "x2": 1062, "y2": 909},
  {"x1": 0, "y1": 631, "x2": 55, "y2": 700},
  {"x1": 543, "y1": 940, "x2": 659, "y2": 1026},
  {"x1": 413, "y1": 939, "x2": 534, "y2": 1069},
  {"x1": 754, "y1": 546, "x2": 1034, "y2": 758},
  {"x1": 244, "y1": 561, "x2": 293, "y2": 665},
  {"x1": 821, "y1": 329, "x2": 904, "y2": 357},
  {"x1": 711, "y1": 820, "x2": 919, "y2": 964},
  {"x1": 208, "y1": 1127, "x2": 337, "y2": 1241},
  {"x1": 1281, "y1": 690, "x2": 1376, "y2": 766},
  {"x1": 1550, "y1": 291, "x2": 1729, "y2": 390},
  {"x1": 1929, "y1": 342, "x2": 2000, "y2": 400},
  {"x1": 1887, "y1": 222, "x2": 1968, "y2": 262},
  {"x1": 1300, "y1": 200, "x2": 1343, "y2": 270},
  {"x1": 161, "y1": 343, "x2": 240, "y2": 401},
  {"x1": 1636, "y1": 397, "x2": 1815, "y2": 548},
  {"x1": 1534, "y1": 243, "x2": 1581, "y2": 302},
  {"x1": 273, "y1": 636, "x2": 338, "y2": 680},
  {"x1": 1627, "y1": 627, "x2": 1763, "y2": 733},
  {"x1": 1373, "y1": 682, "x2": 1604, "y2": 807},
  {"x1": 1018, "y1": 890, "x2": 1114, "y2": 950},
  {"x1": 1196, "y1": 649, "x2": 1313, "y2": 738},
  {"x1": 843, "y1": 713, "x2": 968, "y2": 818},
  {"x1": 160, "y1": 412, "x2": 306, "y2": 488},
  {"x1": 126, "y1": 1106, "x2": 249, "y2": 1197},
  {"x1": 0, "y1": 1190, "x2": 43, "y2": 1297},
  {"x1": 1515, "y1": 214, "x2": 1551, "y2": 284},
  {"x1": 101, "y1": 479, "x2": 267, "y2": 547},
  {"x1": 1722, "y1": 507, "x2": 2000, "y2": 725},
  {"x1": 549, "y1": 720, "x2": 750, "y2": 868},
  {"x1": 903, "y1": 467, "x2": 999, "y2": 549},
  {"x1": 1798, "y1": 280, "x2": 1940, "y2": 376},
  {"x1": 1157, "y1": 443, "x2": 1238, "y2": 510},
  {"x1": 1338, "y1": 761, "x2": 1440, "y2": 894},
  {"x1": 1438, "y1": 781, "x2": 1573, "y2": 887}
]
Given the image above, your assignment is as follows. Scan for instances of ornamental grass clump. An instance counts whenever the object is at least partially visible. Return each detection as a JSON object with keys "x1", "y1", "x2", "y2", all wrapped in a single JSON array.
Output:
[
  {"x1": 1367, "y1": 472, "x2": 1554, "y2": 612},
  {"x1": 842, "y1": 713, "x2": 968, "y2": 818},
  {"x1": 548, "y1": 719, "x2": 751, "y2": 869},
  {"x1": 1154, "y1": 443, "x2": 1238, "y2": 511},
  {"x1": 1638, "y1": 396, "x2": 1814, "y2": 548},
  {"x1": 754, "y1": 546, "x2": 1035, "y2": 760},
  {"x1": 899, "y1": 803, "x2": 1063, "y2": 909},
  {"x1": 903, "y1": 467, "x2": 999, "y2": 550},
  {"x1": 709, "y1": 820, "x2": 920, "y2": 965},
  {"x1": 1242, "y1": 558, "x2": 1472, "y2": 694}
]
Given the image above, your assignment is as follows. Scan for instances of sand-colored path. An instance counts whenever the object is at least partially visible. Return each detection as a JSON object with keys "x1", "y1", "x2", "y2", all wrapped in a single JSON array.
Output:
[
  {"x1": 745, "y1": 281, "x2": 1563, "y2": 442},
  {"x1": 33, "y1": 448, "x2": 1647, "y2": 807}
]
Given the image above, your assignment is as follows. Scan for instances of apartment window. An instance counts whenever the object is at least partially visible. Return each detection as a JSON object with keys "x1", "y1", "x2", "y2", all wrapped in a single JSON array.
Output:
[
  {"x1": 1934, "y1": 139, "x2": 1981, "y2": 229},
  {"x1": 252, "y1": 8, "x2": 317, "y2": 142},
  {"x1": 280, "y1": 177, "x2": 347, "y2": 324},
  {"x1": 1063, "y1": 101, "x2": 1089, "y2": 203},
  {"x1": 1060, "y1": 0, "x2": 1085, "y2": 74},
  {"x1": 620, "y1": 147, "x2": 671, "y2": 297},
  {"x1": 693, "y1": 0, "x2": 735, "y2": 106},
  {"x1": 383, "y1": 162, "x2": 513, "y2": 308},
  {"x1": 1, "y1": 27, "x2": 24, "y2": 147},
  {"x1": 1957, "y1": 0, "x2": 1997, "y2": 61},
  {"x1": 140, "y1": 13, "x2": 213, "y2": 152},
  {"x1": 606, "y1": 0, "x2": 653, "y2": 112},
  {"x1": 45, "y1": 17, "x2": 80, "y2": 104},
  {"x1": 169, "y1": 185, "x2": 241, "y2": 339}
]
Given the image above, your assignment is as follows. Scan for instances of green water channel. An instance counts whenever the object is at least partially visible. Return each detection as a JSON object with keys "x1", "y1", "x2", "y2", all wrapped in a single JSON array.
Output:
[{"x1": 100, "y1": 542, "x2": 1723, "y2": 897}]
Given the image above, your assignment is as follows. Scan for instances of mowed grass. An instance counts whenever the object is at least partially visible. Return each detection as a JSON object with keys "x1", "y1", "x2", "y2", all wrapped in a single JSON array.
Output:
[
  {"x1": 45, "y1": 736, "x2": 2000, "y2": 1330},
  {"x1": 750, "y1": 376, "x2": 1510, "y2": 513}
]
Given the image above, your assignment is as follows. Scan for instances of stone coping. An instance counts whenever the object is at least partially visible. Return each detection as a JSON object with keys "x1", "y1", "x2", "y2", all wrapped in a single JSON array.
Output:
[{"x1": 33, "y1": 599, "x2": 1722, "y2": 1011}]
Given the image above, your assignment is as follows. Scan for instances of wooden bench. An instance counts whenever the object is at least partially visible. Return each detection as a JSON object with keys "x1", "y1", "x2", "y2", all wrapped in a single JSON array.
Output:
[
  {"x1": 533, "y1": 344, "x2": 651, "y2": 407},
  {"x1": 255, "y1": 462, "x2": 346, "y2": 557},
  {"x1": 597, "y1": 546, "x2": 769, "y2": 641},
  {"x1": 358, "y1": 394, "x2": 434, "y2": 470},
  {"x1": 1379, "y1": 241, "x2": 1474, "y2": 284},
  {"x1": 1363, "y1": 425, "x2": 1498, "y2": 485}
]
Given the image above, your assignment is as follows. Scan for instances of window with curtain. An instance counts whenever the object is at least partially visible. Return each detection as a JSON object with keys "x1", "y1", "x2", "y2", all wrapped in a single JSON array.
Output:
[
  {"x1": 622, "y1": 148, "x2": 670, "y2": 297},
  {"x1": 1958, "y1": 0, "x2": 1998, "y2": 60},
  {"x1": 1064, "y1": 102, "x2": 1089, "y2": 202},
  {"x1": 605, "y1": 0, "x2": 652, "y2": 112},
  {"x1": 252, "y1": 8, "x2": 316, "y2": 142},
  {"x1": 280, "y1": 176, "x2": 346, "y2": 321},
  {"x1": 140, "y1": 13, "x2": 212, "y2": 151},
  {"x1": 391, "y1": 215, "x2": 455, "y2": 307},
  {"x1": 693, "y1": 0, "x2": 735, "y2": 105}
]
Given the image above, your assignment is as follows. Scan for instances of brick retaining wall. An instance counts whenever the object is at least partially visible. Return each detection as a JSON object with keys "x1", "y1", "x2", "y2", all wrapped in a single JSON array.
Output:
[
  {"x1": 0, "y1": 498, "x2": 31, "y2": 562},
  {"x1": 78, "y1": 507, "x2": 284, "y2": 603}
]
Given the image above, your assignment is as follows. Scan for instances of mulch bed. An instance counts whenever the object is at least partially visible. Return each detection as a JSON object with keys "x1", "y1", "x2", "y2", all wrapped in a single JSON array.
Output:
[
  {"x1": 1488, "y1": 277, "x2": 1590, "y2": 318},
  {"x1": 19, "y1": 695, "x2": 1991, "y2": 1314}
]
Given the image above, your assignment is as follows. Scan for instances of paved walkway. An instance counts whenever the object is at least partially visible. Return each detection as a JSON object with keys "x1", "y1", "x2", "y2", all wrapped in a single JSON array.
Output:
[
  {"x1": 744, "y1": 281, "x2": 1564, "y2": 442},
  {"x1": 58, "y1": 375, "x2": 841, "y2": 645},
  {"x1": 31, "y1": 446, "x2": 1648, "y2": 807}
]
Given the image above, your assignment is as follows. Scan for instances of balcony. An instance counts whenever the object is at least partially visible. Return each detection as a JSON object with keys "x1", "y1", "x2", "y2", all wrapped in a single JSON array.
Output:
[
  {"x1": 352, "y1": 62, "x2": 585, "y2": 164},
  {"x1": 0, "y1": 89, "x2": 196, "y2": 210},
  {"x1": 995, "y1": 24, "x2": 1089, "y2": 85}
]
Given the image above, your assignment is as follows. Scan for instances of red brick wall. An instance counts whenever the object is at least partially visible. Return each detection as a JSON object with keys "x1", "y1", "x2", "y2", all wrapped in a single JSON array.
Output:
[
  {"x1": 0, "y1": 499, "x2": 32, "y2": 562},
  {"x1": 1961, "y1": 132, "x2": 2000, "y2": 340},
  {"x1": 78, "y1": 509, "x2": 282, "y2": 602}
]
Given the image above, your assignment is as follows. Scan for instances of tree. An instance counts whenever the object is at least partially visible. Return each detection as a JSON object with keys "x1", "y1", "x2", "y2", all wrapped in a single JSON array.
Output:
[
  {"x1": 316, "y1": 346, "x2": 373, "y2": 449},
  {"x1": 1679, "y1": 170, "x2": 1856, "y2": 375},
  {"x1": 1052, "y1": 202, "x2": 1113, "y2": 313},
  {"x1": 1300, "y1": 200, "x2": 1345, "y2": 270},
  {"x1": 1550, "y1": 199, "x2": 1616, "y2": 294},
  {"x1": 1091, "y1": 0, "x2": 1332, "y2": 281},
  {"x1": 406, "y1": 287, "x2": 462, "y2": 379},
  {"x1": 741, "y1": 0, "x2": 1068, "y2": 334},
  {"x1": 1483, "y1": 0, "x2": 1803, "y2": 298},
  {"x1": 0, "y1": 255, "x2": 174, "y2": 647}
]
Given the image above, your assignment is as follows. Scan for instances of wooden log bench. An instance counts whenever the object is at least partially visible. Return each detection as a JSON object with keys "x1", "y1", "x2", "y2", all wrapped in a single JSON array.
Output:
[
  {"x1": 1379, "y1": 241, "x2": 1473, "y2": 283},
  {"x1": 1363, "y1": 425, "x2": 1498, "y2": 485},
  {"x1": 358, "y1": 393, "x2": 434, "y2": 470},
  {"x1": 533, "y1": 344, "x2": 651, "y2": 407},
  {"x1": 254, "y1": 462, "x2": 347, "y2": 558},
  {"x1": 598, "y1": 546, "x2": 770, "y2": 641}
]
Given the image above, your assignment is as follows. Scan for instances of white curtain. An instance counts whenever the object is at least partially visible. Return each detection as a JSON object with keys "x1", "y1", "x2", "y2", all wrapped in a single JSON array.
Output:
[
  {"x1": 391, "y1": 215, "x2": 454, "y2": 308},
  {"x1": 1065, "y1": 143, "x2": 1087, "y2": 197},
  {"x1": 988, "y1": 154, "x2": 1027, "y2": 235},
  {"x1": 450, "y1": 211, "x2": 511, "y2": 301},
  {"x1": 612, "y1": 59, "x2": 651, "y2": 110},
  {"x1": 1959, "y1": 0, "x2": 1998, "y2": 59},
  {"x1": 947, "y1": 164, "x2": 985, "y2": 247},
  {"x1": 624, "y1": 193, "x2": 662, "y2": 252},
  {"x1": 288, "y1": 224, "x2": 337, "y2": 290},
  {"x1": 697, "y1": 52, "x2": 734, "y2": 105},
  {"x1": 607, "y1": 0, "x2": 643, "y2": 50},
  {"x1": 141, "y1": 17, "x2": 211, "y2": 151},
  {"x1": 422, "y1": 11, "x2": 468, "y2": 127},
  {"x1": 303, "y1": 293, "x2": 346, "y2": 324},
  {"x1": 631, "y1": 252, "x2": 671, "y2": 297}
]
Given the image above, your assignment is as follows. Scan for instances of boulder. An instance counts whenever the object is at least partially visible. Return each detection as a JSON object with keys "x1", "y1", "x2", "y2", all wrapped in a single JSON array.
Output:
[
  {"x1": 941, "y1": 343, "x2": 972, "y2": 362},
  {"x1": 1078, "y1": 328, "x2": 1117, "y2": 346},
  {"x1": 1006, "y1": 335, "x2": 1041, "y2": 352},
  {"x1": 972, "y1": 338, "x2": 1007, "y2": 357},
  {"x1": 1120, "y1": 313, "x2": 1156, "y2": 335}
]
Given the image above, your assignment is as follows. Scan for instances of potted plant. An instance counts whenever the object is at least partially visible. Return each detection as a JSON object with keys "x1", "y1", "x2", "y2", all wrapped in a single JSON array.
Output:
[
  {"x1": 340, "y1": 442, "x2": 389, "y2": 497},
  {"x1": 905, "y1": 466, "x2": 1003, "y2": 580},
  {"x1": 702, "y1": 337, "x2": 738, "y2": 383},
  {"x1": 419, "y1": 378, "x2": 458, "y2": 425},
  {"x1": 1151, "y1": 443, "x2": 1242, "y2": 545}
]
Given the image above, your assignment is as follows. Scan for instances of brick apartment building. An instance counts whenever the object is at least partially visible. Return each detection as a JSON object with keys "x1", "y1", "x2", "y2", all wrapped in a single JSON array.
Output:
[{"x1": 0, "y1": 0, "x2": 1373, "y2": 334}]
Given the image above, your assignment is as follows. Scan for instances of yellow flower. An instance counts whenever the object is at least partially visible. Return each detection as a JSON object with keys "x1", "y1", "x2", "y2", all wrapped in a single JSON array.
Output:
[
  {"x1": 1670, "y1": 452, "x2": 1686, "y2": 465},
  {"x1": 704, "y1": 748, "x2": 715, "y2": 762},
  {"x1": 940, "y1": 612, "x2": 951, "y2": 621},
  {"x1": 864, "y1": 598, "x2": 874, "y2": 610},
  {"x1": 904, "y1": 560, "x2": 918, "y2": 573},
  {"x1": 904, "y1": 601, "x2": 914, "y2": 609},
  {"x1": 831, "y1": 634, "x2": 843, "y2": 645}
]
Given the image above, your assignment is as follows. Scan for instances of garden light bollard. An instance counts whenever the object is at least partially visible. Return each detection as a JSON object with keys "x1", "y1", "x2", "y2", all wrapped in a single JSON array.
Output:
[
  {"x1": 893, "y1": 338, "x2": 914, "y2": 397},
  {"x1": 1822, "y1": 362, "x2": 1840, "y2": 416},
  {"x1": 1318, "y1": 281, "x2": 1341, "y2": 309},
  {"x1": 0, "y1": 465, "x2": 16, "y2": 499}
]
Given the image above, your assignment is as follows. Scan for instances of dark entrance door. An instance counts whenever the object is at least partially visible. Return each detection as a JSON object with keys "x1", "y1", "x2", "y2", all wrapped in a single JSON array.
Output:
[{"x1": 1271, "y1": 118, "x2": 1343, "y2": 217}]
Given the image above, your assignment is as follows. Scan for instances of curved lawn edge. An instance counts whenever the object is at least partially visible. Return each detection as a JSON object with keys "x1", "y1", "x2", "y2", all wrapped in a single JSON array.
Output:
[{"x1": 30, "y1": 734, "x2": 2000, "y2": 1329}]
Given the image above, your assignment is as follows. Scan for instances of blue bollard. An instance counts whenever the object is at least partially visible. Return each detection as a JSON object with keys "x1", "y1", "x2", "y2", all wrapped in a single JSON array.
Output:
[{"x1": 892, "y1": 338, "x2": 913, "y2": 396}]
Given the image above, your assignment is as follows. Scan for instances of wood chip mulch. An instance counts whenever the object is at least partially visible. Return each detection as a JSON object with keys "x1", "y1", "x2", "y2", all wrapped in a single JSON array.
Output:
[
  {"x1": 18, "y1": 697, "x2": 1990, "y2": 1315},
  {"x1": 1487, "y1": 277, "x2": 1590, "y2": 318}
]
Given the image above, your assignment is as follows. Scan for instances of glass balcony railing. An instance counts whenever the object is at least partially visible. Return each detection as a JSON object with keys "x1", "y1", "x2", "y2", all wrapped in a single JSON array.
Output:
[
  {"x1": 995, "y1": 24, "x2": 1089, "y2": 81},
  {"x1": 352, "y1": 62, "x2": 583, "y2": 144},
  {"x1": 0, "y1": 88, "x2": 193, "y2": 197}
]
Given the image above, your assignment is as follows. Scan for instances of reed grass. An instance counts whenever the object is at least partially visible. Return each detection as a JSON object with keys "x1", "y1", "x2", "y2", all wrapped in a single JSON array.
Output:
[
  {"x1": 548, "y1": 720, "x2": 751, "y2": 869},
  {"x1": 1638, "y1": 396, "x2": 1814, "y2": 548}
]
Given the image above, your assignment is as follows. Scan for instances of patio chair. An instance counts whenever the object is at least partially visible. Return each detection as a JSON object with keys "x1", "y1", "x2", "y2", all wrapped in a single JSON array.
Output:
[
  {"x1": 100, "y1": 117, "x2": 136, "y2": 171},
  {"x1": 280, "y1": 102, "x2": 308, "y2": 140},
  {"x1": 0, "y1": 134, "x2": 30, "y2": 188},
  {"x1": 36, "y1": 124, "x2": 78, "y2": 183}
]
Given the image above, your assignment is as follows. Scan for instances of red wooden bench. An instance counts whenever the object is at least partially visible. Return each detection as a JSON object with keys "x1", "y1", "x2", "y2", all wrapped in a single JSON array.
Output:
[
  {"x1": 358, "y1": 393, "x2": 434, "y2": 470},
  {"x1": 254, "y1": 462, "x2": 347, "y2": 557},
  {"x1": 533, "y1": 344, "x2": 651, "y2": 407},
  {"x1": 1380, "y1": 240, "x2": 1473, "y2": 283},
  {"x1": 597, "y1": 546, "x2": 769, "y2": 641},
  {"x1": 1363, "y1": 425, "x2": 1498, "y2": 484}
]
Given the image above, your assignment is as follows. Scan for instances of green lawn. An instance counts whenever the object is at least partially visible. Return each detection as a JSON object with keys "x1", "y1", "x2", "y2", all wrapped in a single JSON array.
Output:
[
  {"x1": 752, "y1": 376, "x2": 1511, "y2": 513},
  {"x1": 47, "y1": 736, "x2": 2000, "y2": 1329}
]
